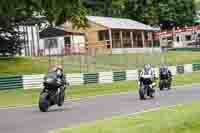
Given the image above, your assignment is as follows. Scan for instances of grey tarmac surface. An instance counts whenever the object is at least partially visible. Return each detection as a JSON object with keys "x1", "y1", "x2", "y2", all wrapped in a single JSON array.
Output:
[{"x1": 1, "y1": 84, "x2": 200, "y2": 133}]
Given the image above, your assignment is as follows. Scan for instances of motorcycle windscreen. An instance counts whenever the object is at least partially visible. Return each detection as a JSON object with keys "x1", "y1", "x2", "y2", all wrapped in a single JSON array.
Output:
[{"x1": 44, "y1": 72, "x2": 59, "y2": 88}]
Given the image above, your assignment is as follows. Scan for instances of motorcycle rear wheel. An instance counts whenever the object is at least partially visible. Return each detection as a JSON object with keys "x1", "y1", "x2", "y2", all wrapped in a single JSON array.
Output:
[
  {"x1": 139, "y1": 87, "x2": 146, "y2": 100},
  {"x1": 58, "y1": 92, "x2": 65, "y2": 107},
  {"x1": 160, "y1": 80, "x2": 167, "y2": 91}
]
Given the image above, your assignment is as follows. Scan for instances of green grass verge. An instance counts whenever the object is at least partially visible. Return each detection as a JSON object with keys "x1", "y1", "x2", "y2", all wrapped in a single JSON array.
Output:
[
  {"x1": 1, "y1": 51, "x2": 200, "y2": 75},
  {"x1": 0, "y1": 72, "x2": 200, "y2": 108},
  {"x1": 0, "y1": 81, "x2": 136, "y2": 108},
  {"x1": 52, "y1": 101, "x2": 200, "y2": 133}
]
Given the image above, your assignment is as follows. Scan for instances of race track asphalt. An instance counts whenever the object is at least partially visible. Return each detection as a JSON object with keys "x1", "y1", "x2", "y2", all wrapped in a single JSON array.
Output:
[{"x1": 1, "y1": 84, "x2": 200, "y2": 133}]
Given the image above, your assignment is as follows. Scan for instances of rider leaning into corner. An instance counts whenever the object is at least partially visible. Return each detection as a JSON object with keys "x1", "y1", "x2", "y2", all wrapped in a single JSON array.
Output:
[{"x1": 139, "y1": 64, "x2": 157, "y2": 93}]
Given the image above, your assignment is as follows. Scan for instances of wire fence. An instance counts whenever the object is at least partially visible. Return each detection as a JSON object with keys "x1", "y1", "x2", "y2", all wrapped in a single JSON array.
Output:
[{"x1": 35, "y1": 40, "x2": 166, "y2": 74}]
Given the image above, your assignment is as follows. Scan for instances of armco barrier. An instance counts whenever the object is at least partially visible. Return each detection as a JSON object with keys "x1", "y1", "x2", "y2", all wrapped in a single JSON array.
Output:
[
  {"x1": 0, "y1": 76, "x2": 23, "y2": 90},
  {"x1": 0, "y1": 63, "x2": 199, "y2": 90},
  {"x1": 177, "y1": 65, "x2": 184, "y2": 74}
]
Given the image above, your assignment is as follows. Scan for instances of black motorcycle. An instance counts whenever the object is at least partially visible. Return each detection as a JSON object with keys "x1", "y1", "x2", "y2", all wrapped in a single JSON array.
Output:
[
  {"x1": 139, "y1": 76, "x2": 155, "y2": 100},
  {"x1": 38, "y1": 72, "x2": 67, "y2": 112},
  {"x1": 159, "y1": 78, "x2": 171, "y2": 91}
]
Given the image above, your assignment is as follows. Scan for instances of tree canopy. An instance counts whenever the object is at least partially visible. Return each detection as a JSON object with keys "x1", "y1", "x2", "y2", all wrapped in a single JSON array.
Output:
[
  {"x1": 0, "y1": 0, "x2": 198, "y2": 56},
  {"x1": 0, "y1": 0, "x2": 88, "y2": 56},
  {"x1": 84, "y1": 0, "x2": 196, "y2": 27}
]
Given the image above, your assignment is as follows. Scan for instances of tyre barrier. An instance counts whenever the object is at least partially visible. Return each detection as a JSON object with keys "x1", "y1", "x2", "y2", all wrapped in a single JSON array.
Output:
[
  {"x1": 0, "y1": 76, "x2": 23, "y2": 90},
  {"x1": 177, "y1": 65, "x2": 184, "y2": 74}
]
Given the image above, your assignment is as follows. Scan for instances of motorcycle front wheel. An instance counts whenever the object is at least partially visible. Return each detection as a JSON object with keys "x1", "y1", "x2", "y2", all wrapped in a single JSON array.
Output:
[{"x1": 39, "y1": 92, "x2": 50, "y2": 112}]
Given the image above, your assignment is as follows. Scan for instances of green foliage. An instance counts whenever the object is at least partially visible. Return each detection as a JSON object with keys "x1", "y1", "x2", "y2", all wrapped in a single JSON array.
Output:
[
  {"x1": 0, "y1": 0, "x2": 88, "y2": 28},
  {"x1": 84, "y1": 0, "x2": 196, "y2": 26},
  {"x1": 83, "y1": 0, "x2": 126, "y2": 17},
  {"x1": 0, "y1": 0, "x2": 36, "y2": 56},
  {"x1": 37, "y1": 0, "x2": 88, "y2": 29},
  {"x1": 0, "y1": 0, "x2": 88, "y2": 56},
  {"x1": 124, "y1": 0, "x2": 196, "y2": 26},
  {"x1": 0, "y1": 17, "x2": 25, "y2": 56}
]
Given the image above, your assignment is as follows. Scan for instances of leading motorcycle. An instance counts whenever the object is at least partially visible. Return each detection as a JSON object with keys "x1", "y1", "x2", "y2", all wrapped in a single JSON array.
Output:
[
  {"x1": 139, "y1": 75, "x2": 155, "y2": 100},
  {"x1": 38, "y1": 72, "x2": 68, "y2": 112}
]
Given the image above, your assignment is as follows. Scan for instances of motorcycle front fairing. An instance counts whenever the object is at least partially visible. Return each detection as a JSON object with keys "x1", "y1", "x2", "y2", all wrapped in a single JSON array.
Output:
[
  {"x1": 140, "y1": 77, "x2": 152, "y2": 85},
  {"x1": 44, "y1": 74, "x2": 59, "y2": 88}
]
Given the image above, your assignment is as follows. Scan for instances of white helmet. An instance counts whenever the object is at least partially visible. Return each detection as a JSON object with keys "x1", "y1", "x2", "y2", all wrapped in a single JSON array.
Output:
[{"x1": 144, "y1": 64, "x2": 151, "y2": 72}]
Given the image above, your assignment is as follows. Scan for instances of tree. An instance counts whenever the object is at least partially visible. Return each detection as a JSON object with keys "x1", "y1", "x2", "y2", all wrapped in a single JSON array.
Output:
[
  {"x1": 124, "y1": 0, "x2": 196, "y2": 27},
  {"x1": 0, "y1": 16, "x2": 27, "y2": 56},
  {"x1": 84, "y1": 0, "x2": 196, "y2": 27},
  {"x1": 0, "y1": 0, "x2": 35, "y2": 56},
  {"x1": 83, "y1": 0, "x2": 126, "y2": 17},
  {"x1": 37, "y1": 0, "x2": 88, "y2": 29},
  {"x1": 0, "y1": 0, "x2": 88, "y2": 56}
]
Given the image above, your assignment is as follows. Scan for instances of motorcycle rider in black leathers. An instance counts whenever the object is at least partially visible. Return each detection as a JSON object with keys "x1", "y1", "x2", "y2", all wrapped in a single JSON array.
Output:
[
  {"x1": 51, "y1": 65, "x2": 67, "y2": 95},
  {"x1": 159, "y1": 65, "x2": 172, "y2": 90}
]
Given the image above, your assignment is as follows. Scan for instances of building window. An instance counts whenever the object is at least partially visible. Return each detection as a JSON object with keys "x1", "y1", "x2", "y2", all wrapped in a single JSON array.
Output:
[
  {"x1": 64, "y1": 37, "x2": 71, "y2": 45},
  {"x1": 123, "y1": 31, "x2": 131, "y2": 40},
  {"x1": 197, "y1": 34, "x2": 200, "y2": 38},
  {"x1": 167, "y1": 36, "x2": 173, "y2": 41},
  {"x1": 161, "y1": 37, "x2": 166, "y2": 41},
  {"x1": 98, "y1": 30, "x2": 109, "y2": 41},
  {"x1": 132, "y1": 32, "x2": 142, "y2": 48},
  {"x1": 112, "y1": 30, "x2": 120, "y2": 48},
  {"x1": 185, "y1": 35, "x2": 192, "y2": 41},
  {"x1": 145, "y1": 32, "x2": 148, "y2": 40},
  {"x1": 176, "y1": 36, "x2": 180, "y2": 42},
  {"x1": 45, "y1": 38, "x2": 58, "y2": 49},
  {"x1": 123, "y1": 31, "x2": 132, "y2": 48},
  {"x1": 112, "y1": 31, "x2": 120, "y2": 40}
]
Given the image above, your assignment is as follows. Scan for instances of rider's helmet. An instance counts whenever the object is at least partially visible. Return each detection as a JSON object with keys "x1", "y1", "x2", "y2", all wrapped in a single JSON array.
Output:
[
  {"x1": 50, "y1": 65, "x2": 57, "y2": 72},
  {"x1": 51, "y1": 65, "x2": 63, "y2": 77},
  {"x1": 161, "y1": 64, "x2": 168, "y2": 68},
  {"x1": 56, "y1": 65, "x2": 64, "y2": 77},
  {"x1": 144, "y1": 64, "x2": 151, "y2": 73},
  {"x1": 160, "y1": 64, "x2": 168, "y2": 72},
  {"x1": 160, "y1": 65, "x2": 169, "y2": 77}
]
